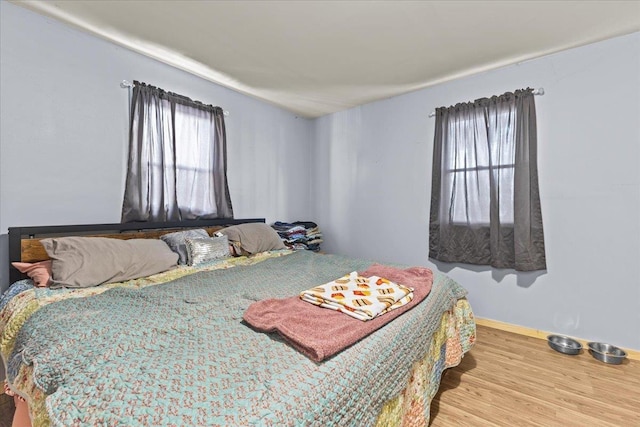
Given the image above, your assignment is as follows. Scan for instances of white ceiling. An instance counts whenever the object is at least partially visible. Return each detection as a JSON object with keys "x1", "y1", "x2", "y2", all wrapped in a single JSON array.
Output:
[{"x1": 11, "y1": 0, "x2": 640, "y2": 118}]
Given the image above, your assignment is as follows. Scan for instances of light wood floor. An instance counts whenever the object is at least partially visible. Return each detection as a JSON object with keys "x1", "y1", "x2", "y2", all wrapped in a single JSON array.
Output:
[{"x1": 429, "y1": 325, "x2": 640, "y2": 426}]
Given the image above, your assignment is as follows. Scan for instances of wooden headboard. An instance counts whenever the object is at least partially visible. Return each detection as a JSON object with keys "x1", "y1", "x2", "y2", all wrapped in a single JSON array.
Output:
[{"x1": 8, "y1": 218, "x2": 265, "y2": 283}]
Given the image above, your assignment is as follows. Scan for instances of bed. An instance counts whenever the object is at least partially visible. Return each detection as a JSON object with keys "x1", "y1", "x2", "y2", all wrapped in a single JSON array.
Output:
[{"x1": 1, "y1": 219, "x2": 475, "y2": 427}]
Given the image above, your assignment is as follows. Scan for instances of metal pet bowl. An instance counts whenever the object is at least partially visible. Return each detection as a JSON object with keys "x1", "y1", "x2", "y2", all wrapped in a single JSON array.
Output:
[
  {"x1": 587, "y1": 342, "x2": 627, "y2": 365},
  {"x1": 547, "y1": 335, "x2": 582, "y2": 355}
]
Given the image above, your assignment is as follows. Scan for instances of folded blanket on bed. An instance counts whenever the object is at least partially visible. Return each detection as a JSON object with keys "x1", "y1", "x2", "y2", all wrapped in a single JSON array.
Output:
[
  {"x1": 243, "y1": 264, "x2": 433, "y2": 361},
  {"x1": 300, "y1": 271, "x2": 414, "y2": 321}
]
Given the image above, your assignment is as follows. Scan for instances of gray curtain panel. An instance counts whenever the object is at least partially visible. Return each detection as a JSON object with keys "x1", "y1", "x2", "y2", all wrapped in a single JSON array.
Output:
[
  {"x1": 429, "y1": 88, "x2": 546, "y2": 271},
  {"x1": 121, "y1": 81, "x2": 233, "y2": 222}
]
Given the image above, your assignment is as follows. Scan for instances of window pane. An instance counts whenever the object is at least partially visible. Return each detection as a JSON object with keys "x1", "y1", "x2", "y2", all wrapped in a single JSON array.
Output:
[
  {"x1": 447, "y1": 169, "x2": 489, "y2": 224},
  {"x1": 174, "y1": 105, "x2": 217, "y2": 216},
  {"x1": 496, "y1": 165, "x2": 514, "y2": 223}
]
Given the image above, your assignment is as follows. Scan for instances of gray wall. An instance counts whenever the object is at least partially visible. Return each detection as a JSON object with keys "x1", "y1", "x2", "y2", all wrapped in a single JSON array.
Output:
[
  {"x1": 313, "y1": 32, "x2": 640, "y2": 350},
  {"x1": 0, "y1": 1, "x2": 314, "y2": 292}
]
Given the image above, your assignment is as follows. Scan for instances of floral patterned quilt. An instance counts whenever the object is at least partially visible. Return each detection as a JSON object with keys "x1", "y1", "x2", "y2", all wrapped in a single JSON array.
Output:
[{"x1": 1, "y1": 250, "x2": 475, "y2": 426}]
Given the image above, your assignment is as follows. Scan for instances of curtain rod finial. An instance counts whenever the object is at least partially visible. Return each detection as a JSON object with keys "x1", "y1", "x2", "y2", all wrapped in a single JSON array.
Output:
[{"x1": 120, "y1": 80, "x2": 132, "y2": 88}]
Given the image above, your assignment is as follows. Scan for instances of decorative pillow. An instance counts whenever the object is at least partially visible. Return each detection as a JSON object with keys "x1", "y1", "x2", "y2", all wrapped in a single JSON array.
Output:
[
  {"x1": 11, "y1": 260, "x2": 53, "y2": 287},
  {"x1": 218, "y1": 223, "x2": 286, "y2": 255},
  {"x1": 185, "y1": 236, "x2": 230, "y2": 266},
  {"x1": 160, "y1": 228, "x2": 210, "y2": 265},
  {"x1": 40, "y1": 237, "x2": 178, "y2": 289}
]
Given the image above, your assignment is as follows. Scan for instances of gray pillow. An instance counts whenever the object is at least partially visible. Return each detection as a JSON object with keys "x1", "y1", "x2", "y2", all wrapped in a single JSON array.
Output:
[
  {"x1": 218, "y1": 223, "x2": 286, "y2": 255},
  {"x1": 41, "y1": 237, "x2": 178, "y2": 289},
  {"x1": 185, "y1": 236, "x2": 230, "y2": 266},
  {"x1": 160, "y1": 228, "x2": 209, "y2": 264}
]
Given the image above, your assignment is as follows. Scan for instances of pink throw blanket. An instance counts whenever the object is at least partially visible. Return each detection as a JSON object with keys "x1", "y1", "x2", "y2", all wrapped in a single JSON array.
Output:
[{"x1": 242, "y1": 264, "x2": 433, "y2": 362}]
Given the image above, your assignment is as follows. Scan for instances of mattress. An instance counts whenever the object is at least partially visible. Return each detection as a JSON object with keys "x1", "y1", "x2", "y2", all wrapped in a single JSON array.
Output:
[{"x1": 1, "y1": 250, "x2": 475, "y2": 426}]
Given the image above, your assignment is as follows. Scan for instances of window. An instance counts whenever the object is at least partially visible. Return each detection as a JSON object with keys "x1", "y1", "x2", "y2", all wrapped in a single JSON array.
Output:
[
  {"x1": 122, "y1": 81, "x2": 233, "y2": 222},
  {"x1": 445, "y1": 108, "x2": 515, "y2": 225},
  {"x1": 429, "y1": 89, "x2": 546, "y2": 271}
]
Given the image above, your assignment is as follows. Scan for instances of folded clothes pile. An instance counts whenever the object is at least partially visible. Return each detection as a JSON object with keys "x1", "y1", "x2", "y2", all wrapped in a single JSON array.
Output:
[{"x1": 271, "y1": 221, "x2": 323, "y2": 251}]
